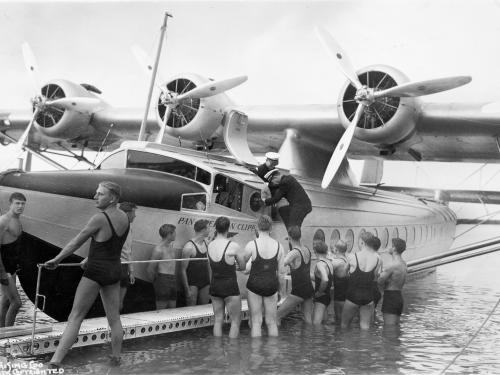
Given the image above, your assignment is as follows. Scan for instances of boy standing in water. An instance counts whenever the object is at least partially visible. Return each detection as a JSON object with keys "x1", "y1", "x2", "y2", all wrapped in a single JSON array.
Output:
[
  {"x1": 149, "y1": 224, "x2": 178, "y2": 309},
  {"x1": 378, "y1": 238, "x2": 407, "y2": 325}
]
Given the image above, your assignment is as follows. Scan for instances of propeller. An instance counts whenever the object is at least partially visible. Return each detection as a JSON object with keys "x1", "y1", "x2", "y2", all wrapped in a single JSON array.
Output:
[
  {"x1": 315, "y1": 27, "x2": 472, "y2": 188},
  {"x1": 132, "y1": 43, "x2": 247, "y2": 143}
]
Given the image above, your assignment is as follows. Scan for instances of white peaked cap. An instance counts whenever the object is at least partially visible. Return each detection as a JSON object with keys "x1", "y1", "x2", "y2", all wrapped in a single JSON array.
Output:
[
  {"x1": 264, "y1": 169, "x2": 280, "y2": 181},
  {"x1": 265, "y1": 152, "x2": 280, "y2": 161}
]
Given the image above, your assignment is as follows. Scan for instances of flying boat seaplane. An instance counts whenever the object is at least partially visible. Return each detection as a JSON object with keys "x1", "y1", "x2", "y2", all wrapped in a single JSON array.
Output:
[{"x1": 2, "y1": 25, "x2": 500, "y2": 323}]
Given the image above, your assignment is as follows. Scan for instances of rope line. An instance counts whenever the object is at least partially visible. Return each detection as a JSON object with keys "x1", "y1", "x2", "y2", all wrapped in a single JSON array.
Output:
[
  {"x1": 39, "y1": 257, "x2": 209, "y2": 268},
  {"x1": 439, "y1": 295, "x2": 500, "y2": 374}
]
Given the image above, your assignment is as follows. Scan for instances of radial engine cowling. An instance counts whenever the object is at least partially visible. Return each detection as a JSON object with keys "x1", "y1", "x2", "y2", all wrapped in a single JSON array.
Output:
[
  {"x1": 33, "y1": 79, "x2": 96, "y2": 140},
  {"x1": 156, "y1": 73, "x2": 233, "y2": 141},
  {"x1": 338, "y1": 65, "x2": 421, "y2": 146}
]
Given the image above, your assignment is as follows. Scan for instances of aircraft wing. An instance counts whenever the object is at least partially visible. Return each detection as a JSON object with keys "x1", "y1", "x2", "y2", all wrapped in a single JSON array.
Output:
[
  {"x1": 360, "y1": 184, "x2": 500, "y2": 204},
  {"x1": 239, "y1": 101, "x2": 500, "y2": 164}
]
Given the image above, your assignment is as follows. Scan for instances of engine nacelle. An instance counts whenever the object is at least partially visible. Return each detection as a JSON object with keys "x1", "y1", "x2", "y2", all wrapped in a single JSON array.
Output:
[
  {"x1": 33, "y1": 79, "x2": 95, "y2": 140},
  {"x1": 156, "y1": 73, "x2": 233, "y2": 142},
  {"x1": 338, "y1": 65, "x2": 421, "y2": 146}
]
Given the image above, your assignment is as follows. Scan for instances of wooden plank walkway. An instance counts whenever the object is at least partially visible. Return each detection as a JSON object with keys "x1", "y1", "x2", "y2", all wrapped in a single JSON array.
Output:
[{"x1": 0, "y1": 301, "x2": 249, "y2": 357}]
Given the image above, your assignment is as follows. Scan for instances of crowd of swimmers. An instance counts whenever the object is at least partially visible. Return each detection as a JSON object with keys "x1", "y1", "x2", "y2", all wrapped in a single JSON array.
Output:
[{"x1": 0, "y1": 179, "x2": 408, "y2": 369}]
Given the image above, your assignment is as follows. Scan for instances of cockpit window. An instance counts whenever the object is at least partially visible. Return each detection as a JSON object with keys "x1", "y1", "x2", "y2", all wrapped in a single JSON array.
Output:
[
  {"x1": 98, "y1": 150, "x2": 126, "y2": 169},
  {"x1": 126, "y1": 150, "x2": 210, "y2": 185},
  {"x1": 213, "y1": 174, "x2": 243, "y2": 211}
]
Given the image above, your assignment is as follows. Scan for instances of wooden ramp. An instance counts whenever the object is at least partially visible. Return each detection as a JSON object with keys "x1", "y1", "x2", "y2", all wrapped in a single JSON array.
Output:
[{"x1": 0, "y1": 301, "x2": 249, "y2": 357}]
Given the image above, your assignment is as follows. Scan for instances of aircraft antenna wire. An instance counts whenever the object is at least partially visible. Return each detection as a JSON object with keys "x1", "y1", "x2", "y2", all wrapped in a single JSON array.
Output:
[
  {"x1": 92, "y1": 123, "x2": 114, "y2": 166},
  {"x1": 439, "y1": 295, "x2": 500, "y2": 374}
]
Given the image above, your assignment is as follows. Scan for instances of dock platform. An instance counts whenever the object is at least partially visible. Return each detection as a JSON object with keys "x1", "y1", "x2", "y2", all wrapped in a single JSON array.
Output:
[{"x1": 0, "y1": 301, "x2": 249, "y2": 357}]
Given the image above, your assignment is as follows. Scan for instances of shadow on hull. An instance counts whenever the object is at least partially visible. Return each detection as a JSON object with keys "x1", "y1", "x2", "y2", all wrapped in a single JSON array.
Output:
[{"x1": 18, "y1": 232, "x2": 156, "y2": 322}]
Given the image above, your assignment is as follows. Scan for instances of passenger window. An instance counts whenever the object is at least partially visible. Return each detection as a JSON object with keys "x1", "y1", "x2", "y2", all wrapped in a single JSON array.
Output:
[
  {"x1": 392, "y1": 227, "x2": 399, "y2": 241},
  {"x1": 213, "y1": 174, "x2": 243, "y2": 212},
  {"x1": 358, "y1": 229, "x2": 366, "y2": 251},
  {"x1": 408, "y1": 226, "x2": 415, "y2": 246},
  {"x1": 181, "y1": 193, "x2": 207, "y2": 211},
  {"x1": 415, "y1": 226, "x2": 421, "y2": 245},
  {"x1": 313, "y1": 229, "x2": 325, "y2": 245},
  {"x1": 400, "y1": 227, "x2": 407, "y2": 242},
  {"x1": 330, "y1": 229, "x2": 341, "y2": 252},
  {"x1": 345, "y1": 229, "x2": 354, "y2": 252}
]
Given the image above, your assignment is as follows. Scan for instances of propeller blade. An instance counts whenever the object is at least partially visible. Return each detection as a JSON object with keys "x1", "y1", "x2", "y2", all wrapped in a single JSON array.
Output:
[
  {"x1": 17, "y1": 107, "x2": 39, "y2": 148},
  {"x1": 131, "y1": 45, "x2": 167, "y2": 85},
  {"x1": 321, "y1": 104, "x2": 364, "y2": 189},
  {"x1": 315, "y1": 27, "x2": 362, "y2": 90},
  {"x1": 176, "y1": 76, "x2": 248, "y2": 101},
  {"x1": 22, "y1": 42, "x2": 41, "y2": 94},
  {"x1": 374, "y1": 76, "x2": 472, "y2": 98},
  {"x1": 46, "y1": 97, "x2": 101, "y2": 113},
  {"x1": 155, "y1": 106, "x2": 171, "y2": 143}
]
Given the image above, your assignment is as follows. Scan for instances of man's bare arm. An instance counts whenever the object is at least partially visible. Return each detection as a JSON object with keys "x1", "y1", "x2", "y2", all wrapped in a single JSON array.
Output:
[{"x1": 45, "y1": 214, "x2": 101, "y2": 268}]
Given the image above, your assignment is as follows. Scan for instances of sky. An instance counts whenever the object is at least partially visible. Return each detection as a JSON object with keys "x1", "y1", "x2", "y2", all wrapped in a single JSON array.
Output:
[{"x1": 1, "y1": 0, "x2": 500, "y2": 218}]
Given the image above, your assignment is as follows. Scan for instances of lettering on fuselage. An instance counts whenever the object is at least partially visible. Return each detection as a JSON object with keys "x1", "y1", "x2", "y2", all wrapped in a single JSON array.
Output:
[{"x1": 177, "y1": 216, "x2": 256, "y2": 232}]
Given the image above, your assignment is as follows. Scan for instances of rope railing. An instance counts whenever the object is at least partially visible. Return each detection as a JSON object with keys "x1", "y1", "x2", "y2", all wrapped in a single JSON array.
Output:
[{"x1": 30, "y1": 257, "x2": 210, "y2": 353}]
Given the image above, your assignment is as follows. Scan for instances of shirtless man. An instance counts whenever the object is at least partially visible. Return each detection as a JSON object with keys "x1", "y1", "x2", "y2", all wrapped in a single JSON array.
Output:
[
  {"x1": 148, "y1": 224, "x2": 178, "y2": 309},
  {"x1": 0, "y1": 192, "x2": 26, "y2": 327},
  {"x1": 45, "y1": 181, "x2": 129, "y2": 367},
  {"x1": 378, "y1": 238, "x2": 407, "y2": 325},
  {"x1": 341, "y1": 232, "x2": 382, "y2": 330},
  {"x1": 330, "y1": 240, "x2": 349, "y2": 325},
  {"x1": 118, "y1": 202, "x2": 137, "y2": 312},
  {"x1": 180, "y1": 219, "x2": 211, "y2": 306}
]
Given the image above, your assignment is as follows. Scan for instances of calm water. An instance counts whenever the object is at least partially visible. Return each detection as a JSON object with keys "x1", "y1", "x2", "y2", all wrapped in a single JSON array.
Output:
[{"x1": 9, "y1": 226, "x2": 500, "y2": 374}]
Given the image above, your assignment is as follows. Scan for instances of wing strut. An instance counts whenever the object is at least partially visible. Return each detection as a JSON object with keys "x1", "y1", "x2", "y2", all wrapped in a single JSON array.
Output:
[{"x1": 138, "y1": 12, "x2": 173, "y2": 142}]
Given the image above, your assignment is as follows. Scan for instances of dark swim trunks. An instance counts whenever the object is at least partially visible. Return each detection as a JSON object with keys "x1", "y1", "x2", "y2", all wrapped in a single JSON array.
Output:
[
  {"x1": 0, "y1": 236, "x2": 22, "y2": 275},
  {"x1": 381, "y1": 290, "x2": 404, "y2": 315},
  {"x1": 154, "y1": 273, "x2": 178, "y2": 301}
]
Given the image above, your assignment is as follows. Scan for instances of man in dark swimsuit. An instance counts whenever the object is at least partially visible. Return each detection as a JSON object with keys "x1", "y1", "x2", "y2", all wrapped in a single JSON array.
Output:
[
  {"x1": 378, "y1": 238, "x2": 407, "y2": 325},
  {"x1": 263, "y1": 170, "x2": 312, "y2": 231},
  {"x1": 341, "y1": 232, "x2": 382, "y2": 330},
  {"x1": 45, "y1": 181, "x2": 129, "y2": 367},
  {"x1": 277, "y1": 226, "x2": 314, "y2": 324},
  {"x1": 181, "y1": 219, "x2": 211, "y2": 306},
  {"x1": 312, "y1": 241, "x2": 333, "y2": 325},
  {"x1": 243, "y1": 215, "x2": 285, "y2": 337},
  {"x1": 207, "y1": 216, "x2": 245, "y2": 338},
  {"x1": 0, "y1": 192, "x2": 26, "y2": 327},
  {"x1": 331, "y1": 240, "x2": 349, "y2": 325}
]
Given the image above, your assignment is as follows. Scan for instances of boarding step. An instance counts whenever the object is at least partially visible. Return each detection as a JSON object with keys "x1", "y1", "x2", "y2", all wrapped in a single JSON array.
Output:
[
  {"x1": 0, "y1": 301, "x2": 249, "y2": 357},
  {"x1": 0, "y1": 324, "x2": 52, "y2": 339}
]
